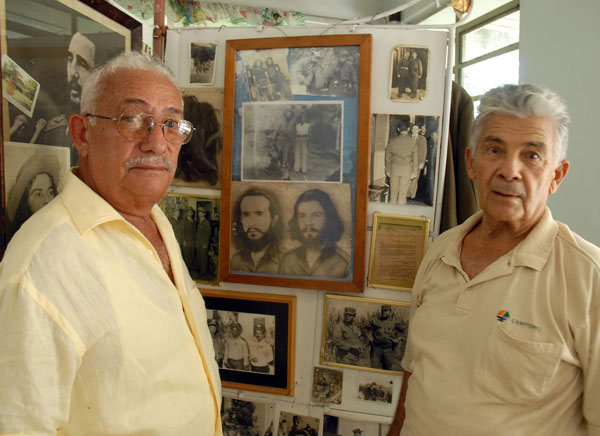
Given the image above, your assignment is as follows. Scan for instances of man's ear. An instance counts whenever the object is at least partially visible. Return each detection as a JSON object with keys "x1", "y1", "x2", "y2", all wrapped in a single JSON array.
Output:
[
  {"x1": 69, "y1": 114, "x2": 90, "y2": 158},
  {"x1": 549, "y1": 160, "x2": 570, "y2": 194},
  {"x1": 465, "y1": 147, "x2": 476, "y2": 181}
]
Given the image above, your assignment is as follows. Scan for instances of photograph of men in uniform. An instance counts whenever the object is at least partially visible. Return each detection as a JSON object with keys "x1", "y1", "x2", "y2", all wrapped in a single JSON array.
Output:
[
  {"x1": 331, "y1": 307, "x2": 365, "y2": 365},
  {"x1": 278, "y1": 189, "x2": 350, "y2": 278},
  {"x1": 230, "y1": 187, "x2": 283, "y2": 274},
  {"x1": 369, "y1": 305, "x2": 403, "y2": 370}
]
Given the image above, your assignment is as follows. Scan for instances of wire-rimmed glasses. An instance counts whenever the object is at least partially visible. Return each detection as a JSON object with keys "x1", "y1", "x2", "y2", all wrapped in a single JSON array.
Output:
[{"x1": 86, "y1": 112, "x2": 195, "y2": 144}]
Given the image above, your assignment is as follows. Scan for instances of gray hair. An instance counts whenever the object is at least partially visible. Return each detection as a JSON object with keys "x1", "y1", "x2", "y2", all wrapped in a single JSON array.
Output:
[
  {"x1": 470, "y1": 84, "x2": 570, "y2": 164},
  {"x1": 80, "y1": 50, "x2": 177, "y2": 116}
]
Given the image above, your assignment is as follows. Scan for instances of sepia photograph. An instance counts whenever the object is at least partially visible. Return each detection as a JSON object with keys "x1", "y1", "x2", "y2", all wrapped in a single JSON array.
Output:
[
  {"x1": 189, "y1": 41, "x2": 217, "y2": 84},
  {"x1": 3, "y1": 142, "x2": 69, "y2": 243},
  {"x1": 200, "y1": 289, "x2": 296, "y2": 395},
  {"x1": 229, "y1": 181, "x2": 352, "y2": 280},
  {"x1": 311, "y1": 366, "x2": 343, "y2": 404},
  {"x1": 288, "y1": 46, "x2": 359, "y2": 98},
  {"x1": 278, "y1": 412, "x2": 319, "y2": 436},
  {"x1": 241, "y1": 101, "x2": 343, "y2": 182},
  {"x1": 321, "y1": 294, "x2": 410, "y2": 374},
  {"x1": 389, "y1": 45, "x2": 430, "y2": 102},
  {"x1": 221, "y1": 396, "x2": 275, "y2": 436},
  {"x1": 173, "y1": 87, "x2": 224, "y2": 188},
  {"x1": 369, "y1": 113, "x2": 440, "y2": 206},
  {"x1": 357, "y1": 374, "x2": 394, "y2": 404},
  {"x1": 238, "y1": 48, "x2": 293, "y2": 102},
  {"x1": 323, "y1": 414, "x2": 390, "y2": 436},
  {"x1": 160, "y1": 193, "x2": 220, "y2": 283}
]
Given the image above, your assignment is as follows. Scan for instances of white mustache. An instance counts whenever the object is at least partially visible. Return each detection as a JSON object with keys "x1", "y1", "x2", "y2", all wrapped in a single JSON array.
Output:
[{"x1": 125, "y1": 156, "x2": 175, "y2": 171}]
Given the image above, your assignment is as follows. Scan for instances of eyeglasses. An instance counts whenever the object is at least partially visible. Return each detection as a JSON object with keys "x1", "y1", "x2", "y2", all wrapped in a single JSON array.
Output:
[{"x1": 86, "y1": 112, "x2": 195, "y2": 144}]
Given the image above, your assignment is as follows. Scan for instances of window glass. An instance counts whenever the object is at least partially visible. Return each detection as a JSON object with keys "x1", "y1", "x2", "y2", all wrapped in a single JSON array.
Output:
[
  {"x1": 461, "y1": 49, "x2": 519, "y2": 98},
  {"x1": 461, "y1": 10, "x2": 520, "y2": 62}
]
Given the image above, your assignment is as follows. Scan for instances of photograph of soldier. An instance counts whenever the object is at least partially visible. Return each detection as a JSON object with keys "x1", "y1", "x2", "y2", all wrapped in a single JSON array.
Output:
[
  {"x1": 241, "y1": 102, "x2": 342, "y2": 182},
  {"x1": 3, "y1": 143, "x2": 69, "y2": 244},
  {"x1": 288, "y1": 46, "x2": 359, "y2": 98},
  {"x1": 389, "y1": 45, "x2": 429, "y2": 101},
  {"x1": 207, "y1": 309, "x2": 276, "y2": 374},
  {"x1": 175, "y1": 88, "x2": 224, "y2": 188},
  {"x1": 189, "y1": 41, "x2": 217, "y2": 84},
  {"x1": 278, "y1": 413, "x2": 319, "y2": 436},
  {"x1": 239, "y1": 49, "x2": 293, "y2": 102},
  {"x1": 230, "y1": 187, "x2": 284, "y2": 274},
  {"x1": 278, "y1": 189, "x2": 350, "y2": 279},
  {"x1": 369, "y1": 113, "x2": 440, "y2": 206},
  {"x1": 323, "y1": 415, "x2": 386, "y2": 436},
  {"x1": 221, "y1": 396, "x2": 274, "y2": 436},
  {"x1": 357, "y1": 375, "x2": 394, "y2": 403},
  {"x1": 322, "y1": 296, "x2": 410, "y2": 373},
  {"x1": 311, "y1": 366, "x2": 343, "y2": 404},
  {"x1": 160, "y1": 194, "x2": 220, "y2": 282}
]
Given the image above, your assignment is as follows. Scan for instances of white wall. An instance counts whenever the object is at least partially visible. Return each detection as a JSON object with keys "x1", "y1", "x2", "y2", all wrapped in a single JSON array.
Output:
[{"x1": 520, "y1": 0, "x2": 600, "y2": 246}]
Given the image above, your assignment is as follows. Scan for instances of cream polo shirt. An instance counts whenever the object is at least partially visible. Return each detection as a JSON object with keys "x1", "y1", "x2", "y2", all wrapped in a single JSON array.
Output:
[
  {"x1": 0, "y1": 171, "x2": 222, "y2": 435},
  {"x1": 401, "y1": 208, "x2": 600, "y2": 436}
]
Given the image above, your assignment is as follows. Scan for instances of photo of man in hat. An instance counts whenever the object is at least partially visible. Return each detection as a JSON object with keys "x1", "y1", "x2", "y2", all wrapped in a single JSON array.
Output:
[
  {"x1": 223, "y1": 321, "x2": 249, "y2": 370},
  {"x1": 331, "y1": 307, "x2": 365, "y2": 365},
  {"x1": 249, "y1": 318, "x2": 274, "y2": 374}
]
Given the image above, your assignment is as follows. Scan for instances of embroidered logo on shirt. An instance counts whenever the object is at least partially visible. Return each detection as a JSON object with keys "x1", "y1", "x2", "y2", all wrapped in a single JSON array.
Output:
[{"x1": 496, "y1": 310, "x2": 510, "y2": 322}]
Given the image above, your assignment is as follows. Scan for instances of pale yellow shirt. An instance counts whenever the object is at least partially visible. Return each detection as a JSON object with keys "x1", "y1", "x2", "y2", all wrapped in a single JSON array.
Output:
[
  {"x1": 0, "y1": 171, "x2": 222, "y2": 435},
  {"x1": 401, "y1": 208, "x2": 600, "y2": 436}
]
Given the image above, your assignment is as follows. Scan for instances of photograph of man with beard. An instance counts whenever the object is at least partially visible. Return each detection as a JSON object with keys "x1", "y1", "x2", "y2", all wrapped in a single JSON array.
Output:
[
  {"x1": 230, "y1": 187, "x2": 283, "y2": 274},
  {"x1": 278, "y1": 189, "x2": 350, "y2": 278}
]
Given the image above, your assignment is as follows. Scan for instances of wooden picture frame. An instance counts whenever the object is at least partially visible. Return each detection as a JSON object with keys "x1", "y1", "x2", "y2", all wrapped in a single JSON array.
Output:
[
  {"x1": 0, "y1": 0, "x2": 141, "y2": 253},
  {"x1": 200, "y1": 289, "x2": 296, "y2": 396},
  {"x1": 367, "y1": 213, "x2": 429, "y2": 291},
  {"x1": 160, "y1": 193, "x2": 221, "y2": 284},
  {"x1": 219, "y1": 34, "x2": 372, "y2": 292},
  {"x1": 320, "y1": 294, "x2": 410, "y2": 375}
]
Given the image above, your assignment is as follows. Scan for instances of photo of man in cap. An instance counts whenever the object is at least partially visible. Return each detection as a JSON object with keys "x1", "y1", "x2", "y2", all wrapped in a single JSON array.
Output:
[
  {"x1": 224, "y1": 321, "x2": 250, "y2": 370},
  {"x1": 331, "y1": 307, "x2": 365, "y2": 365},
  {"x1": 249, "y1": 319, "x2": 274, "y2": 374}
]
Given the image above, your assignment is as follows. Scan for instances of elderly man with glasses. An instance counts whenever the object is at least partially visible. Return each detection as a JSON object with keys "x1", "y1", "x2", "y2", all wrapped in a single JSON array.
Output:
[{"x1": 0, "y1": 51, "x2": 222, "y2": 435}]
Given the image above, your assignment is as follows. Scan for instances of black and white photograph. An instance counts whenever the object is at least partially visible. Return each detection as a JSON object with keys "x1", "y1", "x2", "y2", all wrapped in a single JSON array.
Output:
[
  {"x1": 311, "y1": 366, "x2": 343, "y2": 404},
  {"x1": 230, "y1": 181, "x2": 352, "y2": 279},
  {"x1": 160, "y1": 193, "x2": 220, "y2": 282},
  {"x1": 323, "y1": 414, "x2": 389, "y2": 436},
  {"x1": 190, "y1": 41, "x2": 217, "y2": 84},
  {"x1": 369, "y1": 113, "x2": 440, "y2": 206},
  {"x1": 239, "y1": 49, "x2": 293, "y2": 102},
  {"x1": 174, "y1": 87, "x2": 224, "y2": 188},
  {"x1": 3, "y1": 142, "x2": 69, "y2": 243},
  {"x1": 357, "y1": 374, "x2": 394, "y2": 404},
  {"x1": 321, "y1": 295, "x2": 410, "y2": 374},
  {"x1": 288, "y1": 46, "x2": 359, "y2": 98},
  {"x1": 278, "y1": 412, "x2": 319, "y2": 436},
  {"x1": 221, "y1": 396, "x2": 274, "y2": 436},
  {"x1": 241, "y1": 102, "x2": 343, "y2": 182},
  {"x1": 3, "y1": 0, "x2": 129, "y2": 168},
  {"x1": 389, "y1": 45, "x2": 430, "y2": 102},
  {"x1": 206, "y1": 308, "x2": 276, "y2": 375}
]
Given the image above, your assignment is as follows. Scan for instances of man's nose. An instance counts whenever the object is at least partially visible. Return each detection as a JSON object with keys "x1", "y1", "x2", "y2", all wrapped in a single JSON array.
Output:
[
  {"x1": 140, "y1": 124, "x2": 168, "y2": 154},
  {"x1": 498, "y1": 153, "x2": 522, "y2": 180}
]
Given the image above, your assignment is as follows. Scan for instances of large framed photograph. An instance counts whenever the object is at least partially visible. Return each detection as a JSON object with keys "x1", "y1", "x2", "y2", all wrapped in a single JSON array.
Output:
[
  {"x1": 1, "y1": 0, "x2": 140, "y2": 251},
  {"x1": 160, "y1": 193, "x2": 221, "y2": 283},
  {"x1": 320, "y1": 294, "x2": 410, "y2": 374},
  {"x1": 219, "y1": 34, "x2": 372, "y2": 292},
  {"x1": 200, "y1": 289, "x2": 296, "y2": 395},
  {"x1": 367, "y1": 213, "x2": 429, "y2": 291}
]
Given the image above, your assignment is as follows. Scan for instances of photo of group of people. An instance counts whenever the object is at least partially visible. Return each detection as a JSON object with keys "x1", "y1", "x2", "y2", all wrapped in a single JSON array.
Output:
[
  {"x1": 241, "y1": 102, "x2": 342, "y2": 182},
  {"x1": 321, "y1": 296, "x2": 410, "y2": 373},
  {"x1": 323, "y1": 414, "x2": 390, "y2": 436},
  {"x1": 389, "y1": 45, "x2": 429, "y2": 101},
  {"x1": 311, "y1": 366, "x2": 343, "y2": 404},
  {"x1": 161, "y1": 194, "x2": 220, "y2": 282},
  {"x1": 230, "y1": 182, "x2": 352, "y2": 279},
  {"x1": 207, "y1": 309, "x2": 276, "y2": 375},
  {"x1": 221, "y1": 396, "x2": 274, "y2": 436},
  {"x1": 278, "y1": 413, "x2": 320, "y2": 436}
]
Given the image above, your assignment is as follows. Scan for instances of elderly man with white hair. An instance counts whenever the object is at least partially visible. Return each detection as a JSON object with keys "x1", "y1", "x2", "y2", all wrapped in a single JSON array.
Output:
[
  {"x1": 0, "y1": 51, "x2": 222, "y2": 435},
  {"x1": 390, "y1": 84, "x2": 600, "y2": 436}
]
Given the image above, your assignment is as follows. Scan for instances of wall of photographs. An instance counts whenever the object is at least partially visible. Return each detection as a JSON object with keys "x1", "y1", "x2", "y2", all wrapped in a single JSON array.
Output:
[{"x1": 164, "y1": 25, "x2": 450, "y2": 434}]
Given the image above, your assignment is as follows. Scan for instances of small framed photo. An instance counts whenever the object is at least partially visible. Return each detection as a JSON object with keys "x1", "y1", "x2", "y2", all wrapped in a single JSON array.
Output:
[
  {"x1": 320, "y1": 294, "x2": 410, "y2": 374},
  {"x1": 201, "y1": 289, "x2": 296, "y2": 396},
  {"x1": 311, "y1": 366, "x2": 343, "y2": 404},
  {"x1": 189, "y1": 41, "x2": 217, "y2": 85},
  {"x1": 367, "y1": 213, "x2": 429, "y2": 291},
  {"x1": 160, "y1": 193, "x2": 221, "y2": 283},
  {"x1": 357, "y1": 374, "x2": 394, "y2": 404},
  {"x1": 389, "y1": 45, "x2": 430, "y2": 102},
  {"x1": 221, "y1": 395, "x2": 275, "y2": 436},
  {"x1": 278, "y1": 412, "x2": 320, "y2": 436}
]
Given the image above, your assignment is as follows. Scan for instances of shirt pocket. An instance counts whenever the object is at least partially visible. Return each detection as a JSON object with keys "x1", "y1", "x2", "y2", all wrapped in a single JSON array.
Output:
[{"x1": 476, "y1": 325, "x2": 562, "y2": 404}]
